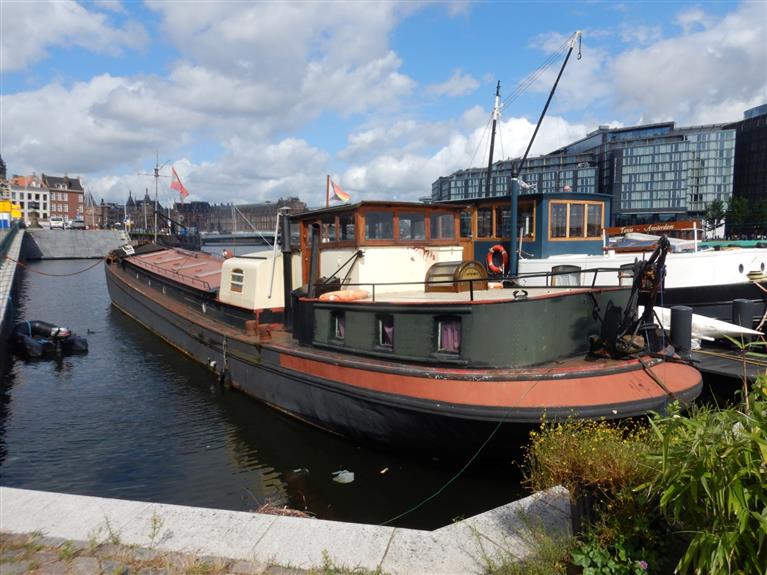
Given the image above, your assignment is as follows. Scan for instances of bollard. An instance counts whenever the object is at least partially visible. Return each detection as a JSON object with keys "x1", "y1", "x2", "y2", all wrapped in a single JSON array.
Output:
[
  {"x1": 670, "y1": 306, "x2": 692, "y2": 358},
  {"x1": 732, "y1": 299, "x2": 755, "y2": 329}
]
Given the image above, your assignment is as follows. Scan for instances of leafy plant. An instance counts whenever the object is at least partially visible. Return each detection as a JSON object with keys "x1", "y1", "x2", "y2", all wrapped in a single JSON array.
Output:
[{"x1": 639, "y1": 380, "x2": 767, "y2": 574}]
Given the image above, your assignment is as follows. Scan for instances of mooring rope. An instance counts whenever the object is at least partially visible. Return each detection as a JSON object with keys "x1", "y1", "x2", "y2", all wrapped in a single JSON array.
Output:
[{"x1": 3, "y1": 255, "x2": 104, "y2": 277}]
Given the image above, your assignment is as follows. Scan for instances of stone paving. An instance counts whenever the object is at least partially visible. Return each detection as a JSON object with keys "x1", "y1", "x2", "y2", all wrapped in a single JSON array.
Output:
[{"x1": 0, "y1": 532, "x2": 306, "y2": 574}]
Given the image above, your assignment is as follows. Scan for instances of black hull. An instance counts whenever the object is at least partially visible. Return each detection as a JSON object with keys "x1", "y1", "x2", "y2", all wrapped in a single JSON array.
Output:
[
  {"x1": 105, "y1": 260, "x2": 701, "y2": 457},
  {"x1": 105, "y1": 265, "x2": 532, "y2": 456},
  {"x1": 654, "y1": 283, "x2": 767, "y2": 324}
]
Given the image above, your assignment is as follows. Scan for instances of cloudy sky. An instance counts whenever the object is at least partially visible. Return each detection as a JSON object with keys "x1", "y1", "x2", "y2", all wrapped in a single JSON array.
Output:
[{"x1": 1, "y1": 1, "x2": 765, "y2": 207}]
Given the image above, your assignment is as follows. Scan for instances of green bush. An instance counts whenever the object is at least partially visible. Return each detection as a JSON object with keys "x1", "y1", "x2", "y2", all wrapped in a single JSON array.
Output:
[{"x1": 640, "y1": 381, "x2": 767, "y2": 574}]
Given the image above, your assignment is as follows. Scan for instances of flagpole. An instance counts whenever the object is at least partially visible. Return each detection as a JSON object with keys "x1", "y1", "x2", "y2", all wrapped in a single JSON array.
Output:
[{"x1": 326, "y1": 175, "x2": 330, "y2": 208}]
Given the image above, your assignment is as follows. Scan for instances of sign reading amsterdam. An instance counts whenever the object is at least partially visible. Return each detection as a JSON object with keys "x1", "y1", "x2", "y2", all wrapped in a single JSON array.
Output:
[{"x1": 603, "y1": 220, "x2": 702, "y2": 237}]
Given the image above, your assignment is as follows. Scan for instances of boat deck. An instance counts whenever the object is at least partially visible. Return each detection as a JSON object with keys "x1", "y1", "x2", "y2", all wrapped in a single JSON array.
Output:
[
  {"x1": 347, "y1": 285, "x2": 622, "y2": 304},
  {"x1": 131, "y1": 248, "x2": 223, "y2": 292}
]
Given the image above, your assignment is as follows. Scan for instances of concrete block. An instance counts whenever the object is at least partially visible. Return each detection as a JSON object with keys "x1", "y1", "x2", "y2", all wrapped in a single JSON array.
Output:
[{"x1": 252, "y1": 515, "x2": 395, "y2": 571}]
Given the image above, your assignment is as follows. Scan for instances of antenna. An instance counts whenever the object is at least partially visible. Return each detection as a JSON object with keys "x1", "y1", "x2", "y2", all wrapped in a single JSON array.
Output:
[{"x1": 138, "y1": 151, "x2": 171, "y2": 243}]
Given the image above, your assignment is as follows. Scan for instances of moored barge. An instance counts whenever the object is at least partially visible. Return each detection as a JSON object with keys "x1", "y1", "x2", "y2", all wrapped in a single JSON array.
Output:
[{"x1": 105, "y1": 201, "x2": 702, "y2": 453}]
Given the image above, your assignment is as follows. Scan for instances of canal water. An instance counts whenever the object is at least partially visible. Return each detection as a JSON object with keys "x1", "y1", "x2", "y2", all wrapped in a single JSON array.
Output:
[{"x1": 0, "y1": 258, "x2": 526, "y2": 529}]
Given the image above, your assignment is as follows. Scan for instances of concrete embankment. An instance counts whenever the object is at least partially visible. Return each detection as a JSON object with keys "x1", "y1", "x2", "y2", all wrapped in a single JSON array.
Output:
[
  {"x1": 0, "y1": 227, "x2": 24, "y2": 348},
  {"x1": 24, "y1": 228, "x2": 128, "y2": 260},
  {"x1": 0, "y1": 486, "x2": 570, "y2": 574}
]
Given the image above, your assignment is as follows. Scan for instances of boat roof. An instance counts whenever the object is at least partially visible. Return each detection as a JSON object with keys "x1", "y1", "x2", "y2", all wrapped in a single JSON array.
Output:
[
  {"x1": 130, "y1": 248, "x2": 222, "y2": 292},
  {"x1": 291, "y1": 200, "x2": 466, "y2": 220}
]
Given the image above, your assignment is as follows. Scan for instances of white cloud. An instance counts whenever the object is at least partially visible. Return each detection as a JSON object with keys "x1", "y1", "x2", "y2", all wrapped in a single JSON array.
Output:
[
  {"x1": 619, "y1": 24, "x2": 662, "y2": 45},
  {"x1": 0, "y1": 0, "x2": 148, "y2": 72},
  {"x1": 427, "y1": 70, "x2": 480, "y2": 97},
  {"x1": 610, "y1": 2, "x2": 767, "y2": 123}
]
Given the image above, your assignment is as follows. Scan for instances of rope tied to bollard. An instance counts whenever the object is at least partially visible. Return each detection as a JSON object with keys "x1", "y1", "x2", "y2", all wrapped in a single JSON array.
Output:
[{"x1": 3, "y1": 255, "x2": 104, "y2": 277}]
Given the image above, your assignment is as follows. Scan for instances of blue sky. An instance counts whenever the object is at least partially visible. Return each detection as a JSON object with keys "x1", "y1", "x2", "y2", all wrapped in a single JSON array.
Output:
[{"x1": 1, "y1": 1, "x2": 765, "y2": 207}]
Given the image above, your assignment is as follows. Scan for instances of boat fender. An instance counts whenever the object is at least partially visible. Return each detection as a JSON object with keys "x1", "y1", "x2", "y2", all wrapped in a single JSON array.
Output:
[
  {"x1": 219, "y1": 367, "x2": 232, "y2": 389},
  {"x1": 486, "y1": 244, "x2": 509, "y2": 274},
  {"x1": 318, "y1": 289, "x2": 369, "y2": 302},
  {"x1": 513, "y1": 289, "x2": 528, "y2": 300}
]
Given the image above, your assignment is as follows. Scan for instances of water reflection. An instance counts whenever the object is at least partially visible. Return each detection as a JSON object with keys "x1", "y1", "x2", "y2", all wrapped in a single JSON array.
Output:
[{"x1": 0, "y1": 259, "x2": 524, "y2": 529}]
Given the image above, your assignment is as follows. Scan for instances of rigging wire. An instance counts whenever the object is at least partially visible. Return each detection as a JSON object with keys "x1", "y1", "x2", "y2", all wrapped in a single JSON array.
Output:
[{"x1": 468, "y1": 116, "x2": 494, "y2": 170}]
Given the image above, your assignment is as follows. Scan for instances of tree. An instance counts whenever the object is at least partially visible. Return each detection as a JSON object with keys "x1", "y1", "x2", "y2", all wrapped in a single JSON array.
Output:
[
  {"x1": 725, "y1": 196, "x2": 749, "y2": 237},
  {"x1": 703, "y1": 199, "x2": 726, "y2": 232}
]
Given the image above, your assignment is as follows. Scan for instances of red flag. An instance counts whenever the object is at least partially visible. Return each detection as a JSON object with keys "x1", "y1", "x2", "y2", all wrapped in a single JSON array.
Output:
[
  {"x1": 331, "y1": 179, "x2": 350, "y2": 202},
  {"x1": 170, "y1": 167, "x2": 189, "y2": 199}
]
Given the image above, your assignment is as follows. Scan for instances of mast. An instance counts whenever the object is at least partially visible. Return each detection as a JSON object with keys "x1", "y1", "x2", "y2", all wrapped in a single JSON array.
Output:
[
  {"x1": 509, "y1": 31, "x2": 581, "y2": 276},
  {"x1": 485, "y1": 81, "x2": 501, "y2": 198}
]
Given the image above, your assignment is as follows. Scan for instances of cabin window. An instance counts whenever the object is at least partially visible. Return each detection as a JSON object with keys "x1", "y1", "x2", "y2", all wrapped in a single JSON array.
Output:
[
  {"x1": 338, "y1": 212, "x2": 355, "y2": 241},
  {"x1": 569, "y1": 204, "x2": 585, "y2": 237},
  {"x1": 587, "y1": 204, "x2": 603, "y2": 237},
  {"x1": 549, "y1": 200, "x2": 604, "y2": 240},
  {"x1": 551, "y1": 204, "x2": 567, "y2": 238},
  {"x1": 399, "y1": 212, "x2": 426, "y2": 240},
  {"x1": 377, "y1": 314, "x2": 394, "y2": 348},
  {"x1": 322, "y1": 216, "x2": 337, "y2": 242},
  {"x1": 230, "y1": 268, "x2": 244, "y2": 293},
  {"x1": 477, "y1": 208, "x2": 493, "y2": 238},
  {"x1": 518, "y1": 202, "x2": 535, "y2": 239},
  {"x1": 332, "y1": 311, "x2": 345, "y2": 340},
  {"x1": 495, "y1": 207, "x2": 510, "y2": 238},
  {"x1": 437, "y1": 317, "x2": 461, "y2": 354},
  {"x1": 365, "y1": 211, "x2": 394, "y2": 240},
  {"x1": 460, "y1": 210, "x2": 472, "y2": 238},
  {"x1": 430, "y1": 212, "x2": 455, "y2": 239}
]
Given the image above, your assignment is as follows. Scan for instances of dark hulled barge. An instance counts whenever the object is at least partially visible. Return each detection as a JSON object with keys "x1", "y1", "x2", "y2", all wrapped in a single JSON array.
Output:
[{"x1": 104, "y1": 201, "x2": 702, "y2": 453}]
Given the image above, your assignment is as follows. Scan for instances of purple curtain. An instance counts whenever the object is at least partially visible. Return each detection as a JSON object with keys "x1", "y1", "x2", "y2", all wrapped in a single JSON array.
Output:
[
  {"x1": 336, "y1": 315, "x2": 345, "y2": 338},
  {"x1": 440, "y1": 320, "x2": 461, "y2": 353},
  {"x1": 382, "y1": 324, "x2": 394, "y2": 346}
]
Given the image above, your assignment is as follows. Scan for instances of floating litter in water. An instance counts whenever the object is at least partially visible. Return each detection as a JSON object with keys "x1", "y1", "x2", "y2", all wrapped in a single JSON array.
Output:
[
  {"x1": 332, "y1": 470, "x2": 355, "y2": 484},
  {"x1": 380, "y1": 467, "x2": 389, "y2": 475}
]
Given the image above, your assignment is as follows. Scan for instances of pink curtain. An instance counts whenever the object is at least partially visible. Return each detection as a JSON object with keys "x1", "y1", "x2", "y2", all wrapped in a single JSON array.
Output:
[{"x1": 440, "y1": 320, "x2": 461, "y2": 353}]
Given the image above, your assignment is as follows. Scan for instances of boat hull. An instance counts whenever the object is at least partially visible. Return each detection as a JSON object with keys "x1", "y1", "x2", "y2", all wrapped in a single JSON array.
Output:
[{"x1": 105, "y1": 261, "x2": 702, "y2": 454}]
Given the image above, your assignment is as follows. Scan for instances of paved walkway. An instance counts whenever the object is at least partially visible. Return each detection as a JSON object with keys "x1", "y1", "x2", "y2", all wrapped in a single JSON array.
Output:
[{"x1": 0, "y1": 486, "x2": 570, "y2": 574}]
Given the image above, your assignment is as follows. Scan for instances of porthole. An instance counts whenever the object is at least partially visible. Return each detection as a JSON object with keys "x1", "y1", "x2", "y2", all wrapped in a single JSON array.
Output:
[
  {"x1": 162, "y1": 286, "x2": 166, "y2": 295},
  {"x1": 739, "y1": 264, "x2": 744, "y2": 274},
  {"x1": 202, "y1": 302, "x2": 207, "y2": 313},
  {"x1": 148, "y1": 279, "x2": 151, "y2": 287},
  {"x1": 762, "y1": 263, "x2": 765, "y2": 272}
]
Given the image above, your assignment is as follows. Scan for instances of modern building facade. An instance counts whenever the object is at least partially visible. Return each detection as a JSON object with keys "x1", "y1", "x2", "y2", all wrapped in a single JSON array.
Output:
[
  {"x1": 729, "y1": 104, "x2": 767, "y2": 205},
  {"x1": 431, "y1": 116, "x2": 755, "y2": 227}
]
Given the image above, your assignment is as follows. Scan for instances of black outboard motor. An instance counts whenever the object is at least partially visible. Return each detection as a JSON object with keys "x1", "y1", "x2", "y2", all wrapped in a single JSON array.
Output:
[{"x1": 12, "y1": 321, "x2": 89, "y2": 359}]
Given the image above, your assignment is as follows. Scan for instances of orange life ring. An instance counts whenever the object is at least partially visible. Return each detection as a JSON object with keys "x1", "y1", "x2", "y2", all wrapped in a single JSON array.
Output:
[{"x1": 486, "y1": 244, "x2": 509, "y2": 274}]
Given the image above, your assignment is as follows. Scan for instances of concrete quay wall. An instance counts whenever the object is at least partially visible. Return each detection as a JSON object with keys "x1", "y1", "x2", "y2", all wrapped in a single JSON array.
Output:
[
  {"x1": 0, "y1": 227, "x2": 25, "y2": 353},
  {"x1": 0, "y1": 486, "x2": 570, "y2": 574},
  {"x1": 24, "y1": 228, "x2": 128, "y2": 260}
]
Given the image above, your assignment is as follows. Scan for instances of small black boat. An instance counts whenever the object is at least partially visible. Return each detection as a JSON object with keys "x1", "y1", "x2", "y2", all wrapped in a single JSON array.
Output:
[{"x1": 12, "y1": 320, "x2": 88, "y2": 359}]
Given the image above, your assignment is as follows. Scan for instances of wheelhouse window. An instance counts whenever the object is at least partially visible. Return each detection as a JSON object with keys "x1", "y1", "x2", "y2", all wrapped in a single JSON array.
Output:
[
  {"x1": 398, "y1": 212, "x2": 426, "y2": 240},
  {"x1": 338, "y1": 212, "x2": 355, "y2": 241},
  {"x1": 437, "y1": 317, "x2": 461, "y2": 354},
  {"x1": 549, "y1": 201, "x2": 604, "y2": 240},
  {"x1": 518, "y1": 201, "x2": 535, "y2": 239},
  {"x1": 430, "y1": 212, "x2": 455, "y2": 239},
  {"x1": 550, "y1": 204, "x2": 567, "y2": 238},
  {"x1": 365, "y1": 211, "x2": 394, "y2": 240},
  {"x1": 495, "y1": 207, "x2": 510, "y2": 238},
  {"x1": 477, "y1": 208, "x2": 493, "y2": 238},
  {"x1": 377, "y1": 314, "x2": 394, "y2": 348},
  {"x1": 230, "y1": 268, "x2": 244, "y2": 293},
  {"x1": 587, "y1": 204, "x2": 603, "y2": 237},
  {"x1": 460, "y1": 210, "x2": 472, "y2": 238},
  {"x1": 332, "y1": 311, "x2": 345, "y2": 340},
  {"x1": 322, "y1": 215, "x2": 337, "y2": 242}
]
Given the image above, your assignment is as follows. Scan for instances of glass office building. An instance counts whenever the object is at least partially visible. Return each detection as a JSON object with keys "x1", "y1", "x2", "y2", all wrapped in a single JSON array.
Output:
[{"x1": 432, "y1": 120, "x2": 741, "y2": 226}]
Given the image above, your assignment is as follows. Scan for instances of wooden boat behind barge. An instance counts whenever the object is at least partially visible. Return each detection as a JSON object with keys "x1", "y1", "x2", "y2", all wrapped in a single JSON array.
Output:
[{"x1": 104, "y1": 202, "x2": 702, "y2": 453}]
